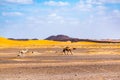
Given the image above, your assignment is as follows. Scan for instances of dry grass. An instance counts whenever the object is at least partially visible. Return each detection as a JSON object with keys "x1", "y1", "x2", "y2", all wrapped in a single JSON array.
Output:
[
  {"x1": 0, "y1": 37, "x2": 120, "y2": 55},
  {"x1": 0, "y1": 37, "x2": 67, "y2": 48}
]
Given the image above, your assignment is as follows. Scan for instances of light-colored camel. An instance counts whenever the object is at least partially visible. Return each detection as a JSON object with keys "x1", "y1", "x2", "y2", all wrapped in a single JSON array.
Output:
[
  {"x1": 17, "y1": 49, "x2": 29, "y2": 57},
  {"x1": 63, "y1": 46, "x2": 76, "y2": 55}
]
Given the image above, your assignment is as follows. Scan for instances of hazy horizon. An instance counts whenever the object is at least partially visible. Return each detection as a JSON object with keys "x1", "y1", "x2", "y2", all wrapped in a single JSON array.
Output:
[
  {"x1": 0, "y1": 0, "x2": 120, "y2": 39},
  {"x1": 1, "y1": 34, "x2": 120, "y2": 40}
]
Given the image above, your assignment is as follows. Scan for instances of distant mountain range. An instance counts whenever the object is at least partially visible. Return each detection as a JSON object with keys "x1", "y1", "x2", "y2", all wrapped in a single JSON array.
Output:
[
  {"x1": 45, "y1": 35, "x2": 85, "y2": 42},
  {"x1": 8, "y1": 38, "x2": 38, "y2": 41},
  {"x1": 45, "y1": 35, "x2": 120, "y2": 43},
  {"x1": 8, "y1": 35, "x2": 120, "y2": 43}
]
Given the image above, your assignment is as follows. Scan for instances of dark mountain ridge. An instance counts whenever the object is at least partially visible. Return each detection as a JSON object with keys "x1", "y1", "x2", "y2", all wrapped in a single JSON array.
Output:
[{"x1": 45, "y1": 35, "x2": 120, "y2": 43}]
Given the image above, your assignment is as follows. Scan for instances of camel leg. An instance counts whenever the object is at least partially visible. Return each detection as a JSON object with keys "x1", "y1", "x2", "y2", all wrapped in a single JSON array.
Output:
[
  {"x1": 69, "y1": 50, "x2": 73, "y2": 55},
  {"x1": 63, "y1": 50, "x2": 66, "y2": 55},
  {"x1": 63, "y1": 52, "x2": 66, "y2": 55},
  {"x1": 65, "y1": 51, "x2": 68, "y2": 55},
  {"x1": 66, "y1": 51, "x2": 69, "y2": 55}
]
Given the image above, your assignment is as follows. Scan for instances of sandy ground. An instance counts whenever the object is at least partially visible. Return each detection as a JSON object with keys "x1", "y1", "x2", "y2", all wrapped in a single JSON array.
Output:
[{"x1": 0, "y1": 48, "x2": 120, "y2": 80}]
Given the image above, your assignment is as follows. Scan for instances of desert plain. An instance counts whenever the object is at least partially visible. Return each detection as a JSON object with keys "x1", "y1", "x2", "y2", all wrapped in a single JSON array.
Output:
[{"x1": 0, "y1": 38, "x2": 120, "y2": 80}]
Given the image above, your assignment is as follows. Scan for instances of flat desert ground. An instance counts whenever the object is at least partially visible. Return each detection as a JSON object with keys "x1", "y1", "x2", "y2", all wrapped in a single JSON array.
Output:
[{"x1": 0, "y1": 47, "x2": 120, "y2": 80}]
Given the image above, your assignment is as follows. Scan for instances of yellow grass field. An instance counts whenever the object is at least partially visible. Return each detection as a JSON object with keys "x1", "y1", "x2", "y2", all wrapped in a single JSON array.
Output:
[
  {"x1": 0, "y1": 37, "x2": 120, "y2": 49},
  {"x1": 0, "y1": 37, "x2": 98, "y2": 48}
]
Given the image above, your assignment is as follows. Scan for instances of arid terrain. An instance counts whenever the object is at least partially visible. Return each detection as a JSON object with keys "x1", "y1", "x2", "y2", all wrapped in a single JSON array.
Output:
[
  {"x1": 0, "y1": 45, "x2": 120, "y2": 80},
  {"x1": 0, "y1": 37, "x2": 120, "y2": 80}
]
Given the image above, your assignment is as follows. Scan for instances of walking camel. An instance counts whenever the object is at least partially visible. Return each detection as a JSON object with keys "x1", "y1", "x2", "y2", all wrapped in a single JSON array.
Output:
[
  {"x1": 63, "y1": 46, "x2": 76, "y2": 55},
  {"x1": 17, "y1": 49, "x2": 29, "y2": 57}
]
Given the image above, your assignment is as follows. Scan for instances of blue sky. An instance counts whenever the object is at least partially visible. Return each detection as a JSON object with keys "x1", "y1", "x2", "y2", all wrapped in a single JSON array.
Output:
[{"x1": 0, "y1": 0, "x2": 120, "y2": 39}]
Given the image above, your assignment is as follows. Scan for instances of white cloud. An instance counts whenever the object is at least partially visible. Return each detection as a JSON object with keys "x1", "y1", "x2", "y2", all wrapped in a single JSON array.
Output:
[
  {"x1": 86, "y1": 0, "x2": 103, "y2": 5},
  {"x1": 112, "y1": 9, "x2": 120, "y2": 17},
  {"x1": 96, "y1": 0, "x2": 120, "y2": 4},
  {"x1": 2, "y1": 12, "x2": 23, "y2": 16},
  {"x1": 74, "y1": 0, "x2": 104, "y2": 12},
  {"x1": 5, "y1": 0, "x2": 33, "y2": 4},
  {"x1": 113, "y1": 9, "x2": 120, "y2": 13},
  {"x1": 44, "y1": 0, "x2": 69, "y2": 6},
  {"x1": 48, "y1": 13, "x2": 63, "y2": 19},
  {"x1": 46, "y1": 13, "x2": 65, "y2": 24},
  {"x1": 83, "y1": 0, "x2": 120, "y2": 4},
  {"x1": 74, "y1": 0, "x2": 108, "y2": 13},
  {"x1": 95, "y1": 5, "x2": 107, "y2": 15},
  {"x1": 77, "y1": 4, "x2": 92, "y2": 11}
]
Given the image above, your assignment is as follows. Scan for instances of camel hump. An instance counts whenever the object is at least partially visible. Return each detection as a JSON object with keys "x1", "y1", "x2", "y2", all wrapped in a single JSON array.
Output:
[
  {"x1": 65, "y1": 46, "x2": 70, "y2": 49},
  {"x1": 73, "y1": 48, "x2": 76, "y2": 50},
  {"x1": 65, "y1": 46, "x2": 69, "y2": 48}
]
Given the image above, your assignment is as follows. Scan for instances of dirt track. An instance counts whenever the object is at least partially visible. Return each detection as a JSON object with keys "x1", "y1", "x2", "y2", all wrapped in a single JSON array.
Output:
[{"x1": 0, "y1": 48, "x2": 120, "y2": 80}]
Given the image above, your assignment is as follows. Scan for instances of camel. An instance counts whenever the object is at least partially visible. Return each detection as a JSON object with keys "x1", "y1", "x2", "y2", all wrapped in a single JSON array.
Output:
[
  {"x1": 17, "y1": 49, "x2": 29, "y2": 57},
  {"x1": 62, "y1": 46, "x2": 76, "y2": 55}
]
